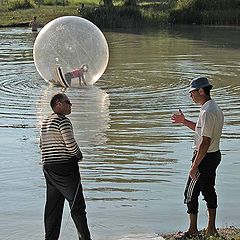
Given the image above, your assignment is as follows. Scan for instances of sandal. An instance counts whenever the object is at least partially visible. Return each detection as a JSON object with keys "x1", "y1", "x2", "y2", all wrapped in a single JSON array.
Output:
[{"x1": 174, "y1": 231, "x2": 192, "y2": 240}]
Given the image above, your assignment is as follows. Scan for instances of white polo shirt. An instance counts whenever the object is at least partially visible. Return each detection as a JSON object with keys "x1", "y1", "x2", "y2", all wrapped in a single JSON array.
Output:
[{"x1": 193, "y1": 99, "x2": 224, "y2": 152}]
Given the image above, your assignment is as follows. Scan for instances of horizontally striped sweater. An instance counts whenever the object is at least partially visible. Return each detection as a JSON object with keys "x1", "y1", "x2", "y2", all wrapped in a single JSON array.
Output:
[{"x1": 40, "y1": 113, "x2": 82, "y2": 165}]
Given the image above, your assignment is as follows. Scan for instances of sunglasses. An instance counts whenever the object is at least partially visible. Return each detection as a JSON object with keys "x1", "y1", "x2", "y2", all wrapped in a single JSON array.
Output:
[{"x1": 64, "y1": 100, "x2": 72, "y2": 105}]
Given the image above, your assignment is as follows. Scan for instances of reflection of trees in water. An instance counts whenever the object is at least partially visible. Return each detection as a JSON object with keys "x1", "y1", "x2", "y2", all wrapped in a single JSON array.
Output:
[
  {"x1": 36, "y1": 84, "x2": 110, "y2": 146},
  {"x1": 168, "y1": 25, "x2": 240, "y2": 49}
]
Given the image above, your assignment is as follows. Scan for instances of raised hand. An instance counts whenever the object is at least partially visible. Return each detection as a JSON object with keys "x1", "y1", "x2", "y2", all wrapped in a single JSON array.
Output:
[{"x1": 171, "y1": 109, "x2": 185, "y2": 124}]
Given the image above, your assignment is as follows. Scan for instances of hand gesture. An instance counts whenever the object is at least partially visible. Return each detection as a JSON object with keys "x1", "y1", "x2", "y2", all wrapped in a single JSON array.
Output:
[{"x1": 171, "y1": 109, "x2": 185, "y2": 124}]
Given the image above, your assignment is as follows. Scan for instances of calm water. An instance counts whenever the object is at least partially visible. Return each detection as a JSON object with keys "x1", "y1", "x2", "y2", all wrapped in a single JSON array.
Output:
[{"x1": 0, "y1": 26, "x2": 239, "y2": 240}]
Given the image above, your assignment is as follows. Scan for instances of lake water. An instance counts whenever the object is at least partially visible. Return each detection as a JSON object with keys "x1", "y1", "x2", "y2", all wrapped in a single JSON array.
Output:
[{"x1": 0, "y1": 25, "x2": 239, "y2": 240}]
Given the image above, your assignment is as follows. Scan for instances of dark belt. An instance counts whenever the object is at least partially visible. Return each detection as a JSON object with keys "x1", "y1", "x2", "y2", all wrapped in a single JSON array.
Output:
[{"x1": 193, "y1": 150, "x2": 220, "y2": 155}]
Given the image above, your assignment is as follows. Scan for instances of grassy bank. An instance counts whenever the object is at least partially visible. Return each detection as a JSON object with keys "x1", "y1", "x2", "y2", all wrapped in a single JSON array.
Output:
[
  {"x1": 163, "y1": 227, "x2": 240, "y2": 240},
  {"x1": 0, "y1": 3, "x2": 169, "y2": 28},
  {"x1": 0, "y1": 5, "x2": 80, "y2": 27},
  {"x1": 0, "y1": 0, "x2": 240, "y2": 28}
]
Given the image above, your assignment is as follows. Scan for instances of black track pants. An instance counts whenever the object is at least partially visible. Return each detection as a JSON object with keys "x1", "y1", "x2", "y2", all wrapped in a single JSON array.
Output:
[
  {"x1": 184, "y1": 150, "x2": 221, "y2": 214},
  {"x1": 43, "y1": 162, "x2": 91, "y2": 240}
]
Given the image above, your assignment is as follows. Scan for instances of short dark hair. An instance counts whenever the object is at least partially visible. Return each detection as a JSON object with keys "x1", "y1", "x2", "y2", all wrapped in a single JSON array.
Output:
[
  {"x1": 202, "y1": 85, "x2": 212, "y2": 96},
  {"x1": 50, "y1": 93, "x2": 66, "y2": 110}
]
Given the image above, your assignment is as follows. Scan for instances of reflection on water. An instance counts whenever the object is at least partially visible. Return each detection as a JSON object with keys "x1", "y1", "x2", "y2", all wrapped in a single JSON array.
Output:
[
  {"x1": 36, "y1": 84, "x2": 111, "y2": 146},
  {"x1": 0, "y1": 26, "x2": 239, "y2": 240}
]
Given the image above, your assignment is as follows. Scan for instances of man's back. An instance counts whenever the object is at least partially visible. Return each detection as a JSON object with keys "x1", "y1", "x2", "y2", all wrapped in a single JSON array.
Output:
[{"x1": 40, "y1": 113, "x2": 82, "y2": 165}]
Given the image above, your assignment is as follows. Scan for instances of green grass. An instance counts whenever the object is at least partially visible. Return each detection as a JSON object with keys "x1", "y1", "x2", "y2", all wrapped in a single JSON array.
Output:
[
  {"x1": 0, "y1": 5, "x2": 80, "y2": 26},
  {"x1": 0, "y1": 0, "x2": 101, "y2": 26}
]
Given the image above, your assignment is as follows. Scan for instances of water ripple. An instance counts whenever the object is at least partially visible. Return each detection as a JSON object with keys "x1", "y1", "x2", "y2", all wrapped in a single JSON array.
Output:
[{"x1": 0, "y1": 27, "x2": 240, "y2": 239}]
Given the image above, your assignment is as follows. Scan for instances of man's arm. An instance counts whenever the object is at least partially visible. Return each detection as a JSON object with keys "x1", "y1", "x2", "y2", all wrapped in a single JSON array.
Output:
[
  {"x1": 60, "y1": 118, "x2": 83, "y2": 161},
  {"x1": 189, "y1": 136, "x2": 211, "y2": 180},
  {"x1": 183, "y1": 118, "x2": 196, "y2": 131}
]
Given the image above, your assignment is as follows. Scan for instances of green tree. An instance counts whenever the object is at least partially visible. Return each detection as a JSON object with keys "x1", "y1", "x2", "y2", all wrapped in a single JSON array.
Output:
[
  {"x1": 124, "y1": 0, "x2": 137, "y2": 6},
  {"x1": 174, "y1": 0, "x2": 240, "y2": 10},
  {"x1": 103, "y1": 0, "x2": 113, "y2": 7}
]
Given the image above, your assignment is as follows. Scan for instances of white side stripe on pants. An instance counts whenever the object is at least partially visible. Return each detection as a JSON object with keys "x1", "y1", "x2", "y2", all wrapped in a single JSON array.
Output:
[{"x1": 185, "y1": 170, "x2": 200, "y2": 203}]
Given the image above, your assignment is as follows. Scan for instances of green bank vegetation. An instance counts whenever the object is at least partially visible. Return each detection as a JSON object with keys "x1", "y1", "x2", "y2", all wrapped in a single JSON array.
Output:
[
  {"x1": 171, "y1": 0, "x2": 240, "y2": 25},
  {"x1": 0, "y1": 0, "x2": 171, "y2": 27},
  {"x1": 0, "y1": 0, "x2": 240, "y2": 28}
]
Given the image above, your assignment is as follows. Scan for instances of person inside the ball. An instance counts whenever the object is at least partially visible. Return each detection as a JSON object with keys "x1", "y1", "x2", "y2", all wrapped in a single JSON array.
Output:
[{"x1": 65, "y1": 64, "x2": 88, "y2": 86}]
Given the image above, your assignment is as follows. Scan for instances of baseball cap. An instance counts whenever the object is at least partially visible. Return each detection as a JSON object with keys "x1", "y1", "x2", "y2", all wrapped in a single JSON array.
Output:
[{"x1": 189, "y1": 77, "x2": 213, "y2": 93}]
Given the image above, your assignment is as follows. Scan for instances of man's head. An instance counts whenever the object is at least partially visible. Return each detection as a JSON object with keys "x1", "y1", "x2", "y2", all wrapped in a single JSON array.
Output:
[
  {"x1": 50, "y1": 93, "x2": 72, "y2": 115},
  {"x1": 189, "y1": 77, "x2": 213, "y2": 104}
]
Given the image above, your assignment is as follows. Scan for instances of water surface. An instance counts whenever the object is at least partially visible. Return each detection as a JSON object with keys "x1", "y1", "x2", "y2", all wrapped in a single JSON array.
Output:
[{"x1": 0, "y1": 26, "x2": 239, "y2": 240}]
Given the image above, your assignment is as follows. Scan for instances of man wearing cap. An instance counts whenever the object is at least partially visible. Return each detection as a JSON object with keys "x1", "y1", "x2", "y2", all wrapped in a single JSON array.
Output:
[{"x1": 171, "y1": 77, "x2": 224, "y2": 238}]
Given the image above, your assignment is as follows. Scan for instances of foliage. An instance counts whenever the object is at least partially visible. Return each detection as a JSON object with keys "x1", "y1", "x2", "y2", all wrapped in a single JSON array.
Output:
[
  {"x1": 41, "y1": 0, "x2": 70, "y2": 6},
  {"x1": 0, "y1": 0, "x2": 240, "y2": 27},
  {"x1": 80, "y1": 5, "x2": 168, "y2": 28},
  {"x1": 194, "y1": 0, "x2": 240, "y2": 10},
  {"x1": 8, "y1": 0, "x2": 36, "y2": 10},
  {"x1": 170, "y1": 0, "x2": 240, "y2": 24},
  {"x1": 81, "y1": 6, "x2": 143, "y2": 27},
  {"x1": 174, "y1": 0, "x2": 194, "y2": 10},
  {"x1": 174, "y1": 0, "x2": 240, "y2": 10}
]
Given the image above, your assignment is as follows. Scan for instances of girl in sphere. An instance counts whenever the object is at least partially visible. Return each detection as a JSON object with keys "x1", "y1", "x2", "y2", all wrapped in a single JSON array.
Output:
[{"x1": 65, "y1": 64, "x2": 89, "y2": 86}]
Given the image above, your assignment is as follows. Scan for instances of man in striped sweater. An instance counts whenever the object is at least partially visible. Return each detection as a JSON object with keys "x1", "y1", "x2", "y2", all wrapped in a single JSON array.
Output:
[{"x1": 40, "y1": 93, "x2": 92, "y2": 240}]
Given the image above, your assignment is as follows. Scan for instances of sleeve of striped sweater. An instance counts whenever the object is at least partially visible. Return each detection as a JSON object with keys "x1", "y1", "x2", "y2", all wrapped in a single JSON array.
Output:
[{"x1": 60, "y1": 117, "x2": 83, "y2": 161}]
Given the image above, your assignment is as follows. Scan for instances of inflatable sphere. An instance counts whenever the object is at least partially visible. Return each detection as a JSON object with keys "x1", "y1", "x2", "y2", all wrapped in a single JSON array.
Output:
[{"x1": 33, "y1": 16, "x2": 109, "y2": 87}]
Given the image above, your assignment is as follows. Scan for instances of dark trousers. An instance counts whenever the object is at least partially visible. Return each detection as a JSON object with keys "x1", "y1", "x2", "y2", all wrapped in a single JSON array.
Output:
[
  {"x1": 43, "y1": 162, "x2": 92, "y2": 240},
  {"x1": 184, "y1": 150, "x2": 221, "y2": 214}
]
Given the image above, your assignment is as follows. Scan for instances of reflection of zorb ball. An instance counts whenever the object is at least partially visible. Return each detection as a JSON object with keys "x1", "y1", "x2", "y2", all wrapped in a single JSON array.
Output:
[{"x1": 33, "y1": 16, "x2": 109, "y2": 87}]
